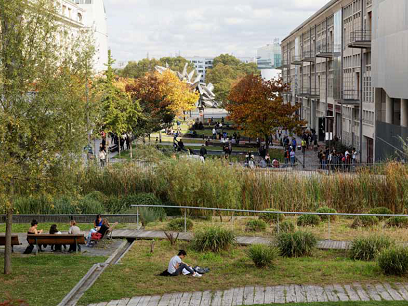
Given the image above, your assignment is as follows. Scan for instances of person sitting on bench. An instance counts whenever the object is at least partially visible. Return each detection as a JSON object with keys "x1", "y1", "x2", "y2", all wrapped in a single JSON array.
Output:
[
  {"x1": 68, "y1": 220, "x2": 81, "y2": 252},
  {"x1": 87, "y1": 219, "x2": 109, "y2": 246},
  {"x1": 23, "y1": 219, "x2": 43, "y2": 254},
  {"x1": 167, "y1": 250, "x2": 202, "y2": 277}
]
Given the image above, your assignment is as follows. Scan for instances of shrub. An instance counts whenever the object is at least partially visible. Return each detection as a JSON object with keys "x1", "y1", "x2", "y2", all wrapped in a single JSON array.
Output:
[
  {"x1": 297, "y1": 214, "x2": 320, "y2": 227},
  {"x1": 127, "y1": 193, "x2": 162, "y2": 206},
  {"x1": 84, "y1": 191, "x2": 106, "y2": 203},
  {"x1": 259, "y1": 209, "x2": 284, "y2": 224},
  {"x1": 247, "y1": 244, "x2": 278, "y2": 268},
  {"x1": 245, "y1": 219, "x2": 267, "y2": 232},
  {"x1": 77, "y1": 197, "x2": 105, "y2": 214},
  {"x1": 385, "y1": 216, "x2": 408, "y2": 228},
  {"x1": 13, "y1": 196, "x2": 53, "y2": 214},
  {"x1": 277, "y1": 231, "x2": 317, "y2": 257},
  {"x1": 274, "y1": 220, "x2": 296, "y2": 233},
  {"x1": 139, "y1": 207, "x2": 166, "y2": 226},
  {"x1": 351, "y1": 215, "x2": 379, "y2": 228},
  {"x1": 349, "y1": 236, "x2": 394, "y2": 261},
  {"x1": 52, "y1": 197, "x2": 77, "y2": 214},
  {"x1": 167, "y1": 218, "x2": 193, "y2": 231},
  {"x1": 104, "y1": 197, "x2": 126, "y2": 214},
  {"x1": 192, "y1": 227, "x2": 235, "y2": 253},
  {"x1": 316, "y1": 206, "x2": 337, "y2": 221},
  {"x1": 369, "y1": 207, "x2": 393, "y2": 220},
  {"x1": 378, "y1": 247, "x2": 408, "y2": 276}
]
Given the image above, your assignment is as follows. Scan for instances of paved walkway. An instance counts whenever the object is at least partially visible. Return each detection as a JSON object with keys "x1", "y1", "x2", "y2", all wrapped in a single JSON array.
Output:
[
  {"x1": 87, "y1": 282, "x2": 408, "y2": 306},
  {"x1": 111, "y1": 230, "x2": 350, "y2": 250}
]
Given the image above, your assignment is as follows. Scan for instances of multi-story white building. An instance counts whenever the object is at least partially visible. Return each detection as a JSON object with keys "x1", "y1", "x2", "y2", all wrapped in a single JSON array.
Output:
[
  {"x1": 257, "y1": 39, "x2": 282, "y2": 70},
  {"x1": 280, "y1": 0, "x2": 408, "y2": 163},
  {"x1": 57, "y1": 0, "x2": 108, "y2": 73}
]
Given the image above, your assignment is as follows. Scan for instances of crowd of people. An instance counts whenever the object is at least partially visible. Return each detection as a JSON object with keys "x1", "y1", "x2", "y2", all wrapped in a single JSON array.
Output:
[{"x1": 318, "y1": 148, "x2": 357, "y2": 170}]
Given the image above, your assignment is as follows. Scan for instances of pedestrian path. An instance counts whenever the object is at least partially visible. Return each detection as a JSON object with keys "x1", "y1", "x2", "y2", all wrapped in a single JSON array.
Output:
[
  {"x1": 111, "y1": 230, "x2": 350, "y2": 250},
  {"x1": 87, "y1": 282, "x2": 408, "y2": 306}
]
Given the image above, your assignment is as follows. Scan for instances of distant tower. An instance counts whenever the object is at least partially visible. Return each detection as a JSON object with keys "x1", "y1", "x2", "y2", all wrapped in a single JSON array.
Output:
[{"x1": 75, "y1": 0, "x2": 109, "y2": 73}]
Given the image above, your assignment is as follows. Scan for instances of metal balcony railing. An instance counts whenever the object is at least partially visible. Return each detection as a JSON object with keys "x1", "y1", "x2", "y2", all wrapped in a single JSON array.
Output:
[
  {"x1": 298, "y1": 88, "x2": 320, "y2": 99},
  {"x1": 349, "y1": 30, "x2": 372, "y2": 48},
  {"x1": 301, "y1": 50, "x2": 316, "y2": 62},
  {"x1": 291, "y1": 56, "x2": 302, "y2": 65},
  {"x1": 341, "y1": 90, "x2": 360, "y2": 105},
  {"x1": 316, "y1": 43, "x2": 341, "y2": 58},
  {"x1": 276, "y1": 60, "x2": 290, "y2": 69}
]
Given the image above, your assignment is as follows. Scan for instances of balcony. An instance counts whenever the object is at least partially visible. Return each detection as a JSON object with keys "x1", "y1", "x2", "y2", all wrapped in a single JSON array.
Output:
[
  {"x1": 316, "y1": 44, "x2": 341, "y2": 58},
  {"x1": 291, "y1": 56, "x2": 303, "y2": 65},
  {"x1": 301, "y1": 51, "x2": 316, "y2": 62},
  {"x1": 298, "y1": 88, "x2": 320, "y2": 99},
  {"x1": 348, "y1": 30, "x2": 371, "y2": 49},
  {"x1": 341, "y1": 90, "x2": 361, "y2": 105},
  {"x1": 275, "y1": 60, "x2": 290, "y2": 70}
]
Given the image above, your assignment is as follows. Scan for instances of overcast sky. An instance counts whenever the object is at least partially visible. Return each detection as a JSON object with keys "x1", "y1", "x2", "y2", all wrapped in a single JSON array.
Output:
[{"x1": 104, "y1": 0, "x2": 330, "y2": 64}]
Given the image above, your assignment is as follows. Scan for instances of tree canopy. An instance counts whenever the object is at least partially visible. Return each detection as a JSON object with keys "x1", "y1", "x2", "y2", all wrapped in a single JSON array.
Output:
[
  {"x1": 226, "y1": 74, "x2": 305, "y2": 148},
  {"x1": 120, "y1": 56, "x2": 195, "y2": 79},
  {"x1": 125, "y1": 70, "x2": 199, "y2": 134},
  {"x1": 206, "y1": 54, "x2": 259, "y2": 105}
]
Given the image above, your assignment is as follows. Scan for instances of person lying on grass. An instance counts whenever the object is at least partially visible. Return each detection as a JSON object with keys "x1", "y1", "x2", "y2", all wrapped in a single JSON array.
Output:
[{"x1": 168, "y1": 250, "x2": 202, "y2": 277}]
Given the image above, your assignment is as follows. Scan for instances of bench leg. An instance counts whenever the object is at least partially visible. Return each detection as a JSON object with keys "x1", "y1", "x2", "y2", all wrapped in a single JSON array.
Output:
[
  {"x1": 35, "y1": 238, "x2": 38, "y2": 256},
  {"x1": 12, "y1": 245, "x2": 14, "y2": 253},
  {"x1": 75, "y1": 237, "x2": 78, "y2": 254}
]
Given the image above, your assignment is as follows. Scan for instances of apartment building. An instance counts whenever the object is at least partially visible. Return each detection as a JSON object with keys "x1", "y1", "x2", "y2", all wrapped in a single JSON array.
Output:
[
  {"x1": 280, "y1": 0, "x2": 408, "y2": 163},
  {"x1": 58, "y1": 0, "x2": 108, "y2": 73}
]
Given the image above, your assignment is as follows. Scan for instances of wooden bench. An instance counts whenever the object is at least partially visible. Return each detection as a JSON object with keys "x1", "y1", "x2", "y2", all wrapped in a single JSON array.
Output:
[
  {"x1": 0, "y1": 234, "x2": 21, "y2": 252},
  {"x1": 27, "y1": 234, "x2": 85, "y2": 255}
]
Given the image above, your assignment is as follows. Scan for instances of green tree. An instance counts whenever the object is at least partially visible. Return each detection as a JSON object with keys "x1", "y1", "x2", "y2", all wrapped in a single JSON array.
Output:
[
  {"x1": 98, "y1": 51, "x2": 141, "y2": 157},
  {"x1": 0, "y1": 0, "x2": 95, "y2": 274},
  {"x1": 120, "y1": 56, "x2": 194, "y2": 79},
  {"x1": 206, "y1": 54, "x2": 259, "y2": 106}
]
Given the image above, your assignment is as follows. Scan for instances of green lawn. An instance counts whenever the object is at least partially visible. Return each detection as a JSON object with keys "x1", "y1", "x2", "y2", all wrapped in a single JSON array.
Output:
[
  {"x1": 0, "y1": 254, "x2": 106, "y2": 306},
  {"x1": 78, "y1": 240, "x2": 405, "y2": 305}
]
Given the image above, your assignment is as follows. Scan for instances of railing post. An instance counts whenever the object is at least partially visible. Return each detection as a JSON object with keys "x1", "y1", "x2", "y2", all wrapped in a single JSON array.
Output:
[
  {"x1": 277, "y1": 213, "x2": 280, "y2": 235},
  {"x1": 328, "y1": 215, "x2": 331, "y2": 241},
  {"x1": 184, "y1": 209, "x2": 187, "y2": 233},
  {"x1": 136, "y1": 206, "x2": 139, "y2": 230}
]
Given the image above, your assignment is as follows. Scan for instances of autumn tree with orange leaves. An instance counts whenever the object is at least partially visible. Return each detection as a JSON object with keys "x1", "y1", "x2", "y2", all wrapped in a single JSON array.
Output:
[
  {"x1": 226, "y1": 74, "x2": 305, "y2": 150},
  {"x1": 126, "y1": 70, "x2": 199, "y2": 135}
]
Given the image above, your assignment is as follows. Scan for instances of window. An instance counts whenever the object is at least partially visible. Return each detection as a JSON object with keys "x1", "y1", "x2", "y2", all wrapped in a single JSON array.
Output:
[
  {"x1": 78, "y1": 13, "x2": 82, "y2": 22},
  {"x1": 62, "y1": 5, "x2": 66, "y2": 16}
]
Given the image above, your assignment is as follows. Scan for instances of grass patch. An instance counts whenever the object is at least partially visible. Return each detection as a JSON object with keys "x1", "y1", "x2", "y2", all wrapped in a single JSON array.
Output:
[
  {"x1": 78, "y1": 240, "x2": 406, "y2": 305},
  {"x1": 0, "y1": 254, "x2": 106, "y2": 306}
]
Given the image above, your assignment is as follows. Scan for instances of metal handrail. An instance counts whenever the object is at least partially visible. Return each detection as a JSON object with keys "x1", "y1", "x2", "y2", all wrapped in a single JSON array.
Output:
[
  {"x1": 131, "y1": 204, "x2": 408, "y2": 237},
  {"x1": 302, "y1": 50, "x2": 315, "y2": 59},
  {"x1": 316, "y1": 43, "x2": 341, "y2": 54},
  {"x1": 343, "y1": 89, "x2": 360, "y2": 101},
  {"x1": 350, "y1": 30, "x2": 371, "y2": 42}
]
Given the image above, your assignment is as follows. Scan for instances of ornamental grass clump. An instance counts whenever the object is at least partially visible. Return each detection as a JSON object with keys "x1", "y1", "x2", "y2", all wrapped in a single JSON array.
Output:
[
  {"x1": 245, "y1": 219, "x2": 267, "y2": 232},
  {"x1": 349, "y1": 236, "x2": 395, "y2": 261},
  {"x1": 316, "y1": 206, "x2": 338, "y2": 221},
  {"x1": 274, "y1": 220, "x2": 296, "y2": 233},
  {"x1": 247, "y1": 244, "x2": 278, "y2": 268},
  {"x1": 378, "y1": 247, "x2": 408, "y2": 276},
  {"x1": 385, "y1": 216, "x2": 408, "y2": 228},
  {"x1": 192, "y1": 227, "x2": 235, "y2": 253},
  {"x1": 297, "y1": 214, "x2": 320, "y2": 227},
  {"x1": 276, "y1": 231, "x2": 317, "y2": 258},
  {"x1": 167, "y1": 218, "x2": 193, "y2": 231},
  {"x1": 351, "y1": 215, "x2": 379, "y2": 228},
  {"x1": 259, "y1": 209, "x2": 284, "y2": 224}
]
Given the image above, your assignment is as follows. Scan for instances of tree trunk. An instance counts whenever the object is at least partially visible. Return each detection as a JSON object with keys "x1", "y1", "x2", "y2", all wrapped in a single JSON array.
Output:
[
  {"x1": 4, "y1": 207, "x2": 12, "y2": 275},
  {"x1": 118, "y1": 135, "x2": 121, "y2": 157},
  {"x1": 265, "y1": 134, "x2": 270, "y2": 153}
]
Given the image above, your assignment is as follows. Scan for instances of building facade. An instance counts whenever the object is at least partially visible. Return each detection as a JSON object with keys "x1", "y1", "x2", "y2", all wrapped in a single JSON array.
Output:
[
  {"x1": 257, "y1": 39, "x2": 282, "y2": 70},
  {"x1": 57, "y1": 0, "x2": 108, "y2": 73},
  {"x1": 280, "y1": 0, "x2": 408, "y2": 163}
]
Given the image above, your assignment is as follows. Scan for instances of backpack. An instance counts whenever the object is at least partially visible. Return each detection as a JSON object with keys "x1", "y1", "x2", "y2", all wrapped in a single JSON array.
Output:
[{"x1": 159, "y1": 269, "x2": 171, "y2": 277}]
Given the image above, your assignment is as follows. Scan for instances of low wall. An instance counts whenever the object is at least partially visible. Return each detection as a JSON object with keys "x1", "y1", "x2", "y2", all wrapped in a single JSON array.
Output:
[{"x1": 0, "y1": 214, "x2": 138, "y2": 224}]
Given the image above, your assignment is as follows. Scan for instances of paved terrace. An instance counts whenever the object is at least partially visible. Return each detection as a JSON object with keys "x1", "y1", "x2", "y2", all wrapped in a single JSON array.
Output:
[{"x1": 87, "y1": 283, "x2": 408, "y2": 306}]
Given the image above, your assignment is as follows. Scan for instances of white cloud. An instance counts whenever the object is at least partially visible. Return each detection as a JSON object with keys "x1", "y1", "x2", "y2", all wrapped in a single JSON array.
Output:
[{"x1": 103, "y1": 0, "x2": 331, "y2": 62}]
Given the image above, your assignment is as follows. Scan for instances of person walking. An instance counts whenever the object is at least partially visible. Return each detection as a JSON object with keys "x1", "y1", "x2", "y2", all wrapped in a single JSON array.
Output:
[
  {"x1": 199, "y1": 145, "x2": 207, "y2": 162},
  {"x1": 290, "y1": 149, "x2": 296, "y2": 167},
  {"x1": 99, "y1": 146, "x2": 106, "y2": 167}
]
